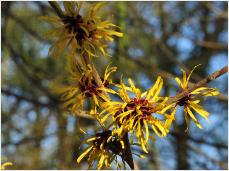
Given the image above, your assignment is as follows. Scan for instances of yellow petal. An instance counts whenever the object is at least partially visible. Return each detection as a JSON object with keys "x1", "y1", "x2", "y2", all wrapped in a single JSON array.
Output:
[
  {"x1": 164, "y1": 106, "x2": 177, "y2": 132},
  {"x1": 63, "y1": 1, "x2": 75, "y2": 15},
  {"x1": 92, "y1": 94, "x2": 99, "y2": 106},
  {"x1": 43, "y1": 27, "x2": 63, "y2": 38},
  {"x1": 203, "y1": 90, "x2": 219, "y2": 96},
  {"x1": 186, "y1": 107, "x2": 203, "y2": 129},
  {"x1": 181, "y1": 68, "x2": 187, "y2": 87},
  {"x1": 160, "y1": 103, "x2": 174, "y2": 113},
  {"x1": 189, "y1": 102, "x2": 210, "y2": 122},
  {"x1": 152, "y1": 78, "x2": 163, "y2": 101},
  {"x1": 140, "y1": 138, "x2": 148, "y2": 153},
  {"x1": 76, "y1": 2, "x2": 83, "y2": 14},
  {"x1": 128, "y1": 78, "x2": 141, "y2": 98},
  {"x1": 101, "y1": 114, "x2": 110, "y2": 123},
  {"x1": 86, "y1": 137, "x2": 98, "y2": 142},
  {"x1": 98, "y1": 154, "x2": 105, "y2": 170},
  {"x1": 99, "y1": 47, "x2": 106, "y2": 56},
  {"x1": 104, "y1": 64, "x2": 117, "y2": 81},
  {"x1": 192, "y1": 100, "x2": 200, "y2": 104},
  {"x1": 79, "y1": 127, "x2": 87, "y2": 134},
  {"x1": 80, "y1": 26, "x2": 89, "y2": 36},
  {"x1": 98, "y1": 93, "x2": 110, "y2": 102},
  {"x1": 119, "y1": 82, "x2": 130, "y2": 101},
  {"x1": 98, "y1": 87, "x2": 117, "y2": 94},
  {"x1": 77, "y1": 146, "x2": 93, "y2": 163},
  {"x1": 100, "y1": 141, "x2": 105, "y2": 150},
  {"x1": 146, "y1": 76, "x2": 163, "y2": 100},
  {"x1": 121, "y1": 102, "x2": 128, "y2": 110},
  {"x1": 1, "y1": 162, "x2": 13, "y2": 169},
  {"x1": 152, "y1": 123, "x2": 166, "y2": 138},
  {"x1": 155, "y1": 122, "x2": 167, "y2": 136},
  {"x1": 39, "y1": 16, "x2": 62, "y2": 25},
  {"x1": 191, "y1": 87, "x2": 210, "y2": 94},
  {"x1": 117, "y1": 125, "x2": 124, "y2": 136},
  {"x1": 191, "y1": 87, "x2": 219, "y2": 96},
  {"x1": 136, "y1": 120, "x2": 141, "y2": 138},
  {"x1": 91, "y1": 2, "x2": 105, "y2": 11},
  {"x1": 143, "y1": 120, "x2": 149, "y2": 142},
  {"x1": 106, "y1": 30, "x2": 123, "y2": 37},
  {"x1": 141, "y1": 91, "x2": 148, "y2": 98},
  {"x1": 107, "y1": 135, "x2": 113, "y2": 143},
  {"x1": 175, "y1": 77, "x2": 184, "y2": 88},
  {"x1": 187, "y1": 64, "x2": 201, "y2": 83},
  {"x1": 133, "y1": 153, "x2": 145, "y2": 158},
  {"x1": 116, "y1": 110, "x2": 133, "y2": 123},
  {"x1": 120, "y1": 140, "x2": 125, "y2": 149}
]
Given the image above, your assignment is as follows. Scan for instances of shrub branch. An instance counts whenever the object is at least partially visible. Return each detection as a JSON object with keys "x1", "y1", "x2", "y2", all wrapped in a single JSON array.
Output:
[{"x1": 166, "y1": 66, "x2": 228, "y2": 106}]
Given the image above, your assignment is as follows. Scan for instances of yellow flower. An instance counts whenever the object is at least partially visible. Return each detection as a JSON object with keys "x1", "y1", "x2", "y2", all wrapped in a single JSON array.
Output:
[
  {"x1": 1, "y1": 157, "x2": 13, "y2": 170},
  {"x1": 41, "y1": 2, "x2": 123, "y2": 58},
  {"x1": 77, "y1": 130, "x2": 127, "y2": 169},
  {"x1": 100, "y1": 77, "x2": 175, "y2": 153},
  {"x1": 53, "y1": 57, "x2": 117, "y2": 114},
  {"x1": 175, "y1": 65, "x2": 219, "y2": 130}
]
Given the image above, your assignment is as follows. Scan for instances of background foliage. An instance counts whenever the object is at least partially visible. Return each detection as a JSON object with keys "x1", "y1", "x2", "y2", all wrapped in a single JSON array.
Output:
[{"x1": 1, "y1": 1, "x2": 228, "y2": 169}]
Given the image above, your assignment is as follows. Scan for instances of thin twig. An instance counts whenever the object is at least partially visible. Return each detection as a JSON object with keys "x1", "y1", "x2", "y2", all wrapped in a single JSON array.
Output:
[
  {"x1": 8, "y1": 13, "x2": 48, "y2": 43},
  {"x1": 170, "y1": 132, "x2": 227, "y2": 149},
  {"x1": 187, "y1": 142, "x2": 227, "y2": 169},
  {"x1": 48, "y1": 1, "x2": 64, "y2": 18},
  {"x1": 129, "y1": 57, "x2": 228, "y2": 101},
  {"x1": 165, "y1": 66, "x2": 228, "y2": 106},
  {"x1": 2, "y1": 88, "x2": 51, "y2": 107}
]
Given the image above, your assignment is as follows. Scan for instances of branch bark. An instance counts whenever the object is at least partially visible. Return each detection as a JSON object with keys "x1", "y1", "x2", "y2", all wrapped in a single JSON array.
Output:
[{"x1": 48, "y1": 1, "x2": 64, "y2": 18}]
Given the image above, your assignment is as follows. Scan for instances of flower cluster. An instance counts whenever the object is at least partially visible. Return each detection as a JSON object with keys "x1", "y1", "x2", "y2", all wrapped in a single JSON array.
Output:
[
  {"x1": 100, "y1": 77, "x2": 175, "y2": 153},
  {"x1": 1, "y1": 157, "x2": 13, "y2": 170},
  {"x1": 43, "y1": 2, "x2": 221, "y2": 170},
  {"x1": 77, "y1": 130, "x2": 126, "y2": 169},
  {"x1": 41, "y1": 2, "x2": 123, "y2": 59},
  {"x1": 174, "y1": 66, "x2": 219, "y2": 130},
  {"x1": 53, "y1": 58, "x2": 116, "y2": 114}
]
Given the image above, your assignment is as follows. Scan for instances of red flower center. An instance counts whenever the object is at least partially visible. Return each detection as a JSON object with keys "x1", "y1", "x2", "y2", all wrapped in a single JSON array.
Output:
[
  {"x1": 177, "y1": 94, "x2": 191, "y2": 106},
  {"x1": 177, "y1": 89, "x2": 191, "y2": 106},
  {"x1": 115, "y1": 98, "x2": 154, "y2": 123},
  {"x1": 126, "y1": 98, "x2": 153, "y2": 115},
  {"x1": 78, "y1": 76, "x2": 109, "y2": 97},
  {"x1": 62, "y1": 15, "x2": 96, "y2": 46},
  {"x1": 93, "y1": 131, "x2": 123, "y2": 155}
]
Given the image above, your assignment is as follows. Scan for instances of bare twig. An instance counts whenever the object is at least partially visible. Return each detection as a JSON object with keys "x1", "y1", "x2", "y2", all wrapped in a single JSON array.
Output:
[
  {"x1": 2, "y1": 132, "x2": 57, "y2": 147},
  {"x1": 2, "y1": 87, "x2": 94, "y2": 120},
  {"x1": 196, "y1": 40, "x2": 227, "y2": 50},
  {"x1": 129, "y1": 57, "x2": 228, "y2": 101},
  {"x1": 2, "y1": 88, "x2": 51, "y2": 107},
  {"x1": 171, "y1": 132, "x2": 227, "y2": 149},
  {"x1": 188, "y1": 142, "x2": 227, "y2": 169},
  {"x1": 157, "y1": 41, "x2": 203, "y2": 81},
  {"x1": 48, "y1": 1, "x2": 64, "y2": 18},
  {"x1": 8, "y1": 13, "x2": 48, "y2": 43},
  {"x1": 2, "y1": 37, "x2": 59, "y2": 104}
]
